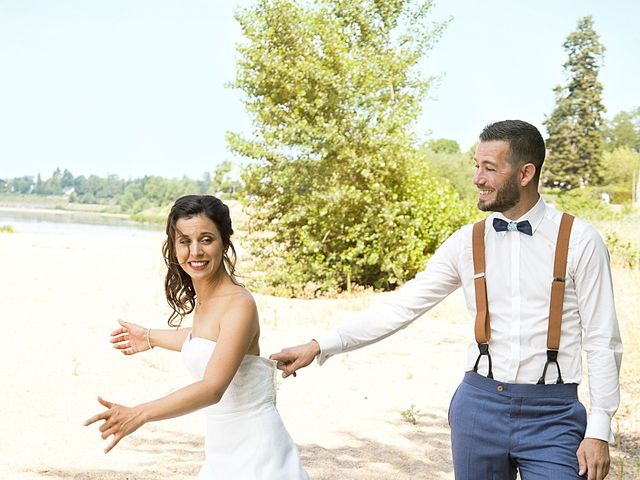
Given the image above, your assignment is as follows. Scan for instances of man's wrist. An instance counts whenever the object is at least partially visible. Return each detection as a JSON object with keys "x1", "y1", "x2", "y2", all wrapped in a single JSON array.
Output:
[
  {"x1": 312, "y1": 331, "x2": 343, "y2": 365},
  {"x1": 583, "y1": 437, "x2": 608, "y2": 444}
]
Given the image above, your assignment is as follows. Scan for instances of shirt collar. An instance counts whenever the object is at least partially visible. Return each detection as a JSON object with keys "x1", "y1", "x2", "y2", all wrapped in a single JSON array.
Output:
[{"x1": 491, "y1": 196, "x2": 546, "y2": 235}]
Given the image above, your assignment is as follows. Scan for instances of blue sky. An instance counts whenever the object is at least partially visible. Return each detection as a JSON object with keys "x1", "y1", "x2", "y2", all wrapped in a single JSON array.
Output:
[{"x1": 1, "y1": 0, "x2": 638, "y2": 180}]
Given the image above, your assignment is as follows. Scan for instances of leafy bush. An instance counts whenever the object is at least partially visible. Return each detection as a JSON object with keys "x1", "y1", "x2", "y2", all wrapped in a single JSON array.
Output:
[
  {"x1": 0, "y1": 225, "x2": 15, "y2": 233},
  {"x1": 605, "y1": 232, "x2": 640, "y2": 270},
  {"x1": 555, "y1": 188, "x2": 618, "y2": 221},
  {"x1": 130, "y1": 211, "x2": 167, "y2": 225},
  {"x1": 562, "y1": 184, "x2": 633, "y2": 205},
  {"x1": 243, "y1": 157, "x2": 476, "y2": 295},
  {"x1": 401, "y1": 404, "x2": 421, "y2": 425}
]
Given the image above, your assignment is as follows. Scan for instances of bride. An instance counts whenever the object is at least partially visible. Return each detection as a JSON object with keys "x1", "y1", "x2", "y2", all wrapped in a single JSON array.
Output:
[{"x1": 84, "y1": 195, "x2": 308, "y2": 480}]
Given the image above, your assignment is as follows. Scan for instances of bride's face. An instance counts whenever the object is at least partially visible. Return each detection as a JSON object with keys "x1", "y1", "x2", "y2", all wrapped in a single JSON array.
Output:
[{"x1": 174, "y1": 214, "x2": 225, "y2": 280}]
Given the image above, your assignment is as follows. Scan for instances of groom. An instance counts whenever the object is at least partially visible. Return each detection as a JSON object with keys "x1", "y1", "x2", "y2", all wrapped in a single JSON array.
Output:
[{"x1": 271, "y1": 120, "x2": 622, "y2": 480}]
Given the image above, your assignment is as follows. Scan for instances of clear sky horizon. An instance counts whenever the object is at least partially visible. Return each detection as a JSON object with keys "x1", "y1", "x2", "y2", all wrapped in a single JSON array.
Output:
[{"x1": 1, "y1": 0, "x2": 639, "y2": 180}]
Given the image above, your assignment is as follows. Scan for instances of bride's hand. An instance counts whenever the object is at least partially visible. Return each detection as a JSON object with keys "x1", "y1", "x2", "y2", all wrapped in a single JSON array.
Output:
[
  {"x1": 110, "y1": 319, "x2": 150, "y2": 355},
  {"x1": 83, "y1": 396, "x2": 145, "y2": 453}
]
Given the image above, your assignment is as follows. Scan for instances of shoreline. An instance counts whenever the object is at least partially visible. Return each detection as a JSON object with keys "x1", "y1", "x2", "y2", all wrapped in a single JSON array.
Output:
[
  {"x1": 0, "y1": 205, "x2": 128, "y2": 219},
  {"x1": 0, "y1": 204, "x2": 165, "y2": 230}
]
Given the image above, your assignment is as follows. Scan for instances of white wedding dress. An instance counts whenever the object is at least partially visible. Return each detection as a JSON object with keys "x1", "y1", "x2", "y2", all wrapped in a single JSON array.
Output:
[{"x1": 181, "y1": 333, "x2": 309, "y2": 480}]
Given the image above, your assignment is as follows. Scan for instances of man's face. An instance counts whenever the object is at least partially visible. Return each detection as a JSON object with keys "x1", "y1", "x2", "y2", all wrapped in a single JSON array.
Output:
[{"x1": 473, "y1": 140, "x2": 521, "y2": 213}]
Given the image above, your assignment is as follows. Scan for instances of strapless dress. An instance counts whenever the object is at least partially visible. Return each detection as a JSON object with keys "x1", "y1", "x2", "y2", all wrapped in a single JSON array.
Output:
[{"x1": 181, "y1": 334, "x2": 308, "y2": 479}]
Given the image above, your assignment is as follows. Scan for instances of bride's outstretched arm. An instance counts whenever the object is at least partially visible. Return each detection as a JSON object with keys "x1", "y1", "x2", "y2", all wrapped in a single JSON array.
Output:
[
  {"x1": 110, "y1": 319, "x2": 191, "y2": 353},
  {"x1": 85, "y1": 296, "x2": 258, "y2": 453}
]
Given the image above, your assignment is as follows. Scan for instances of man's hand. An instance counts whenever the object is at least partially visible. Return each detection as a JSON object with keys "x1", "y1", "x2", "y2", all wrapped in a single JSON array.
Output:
[
  {"x1": 270, "y1": 341, "x2": 321, "y2": 378},
  {"x1": 577, "y1": 437, "x2": 610, "y2": 480}
]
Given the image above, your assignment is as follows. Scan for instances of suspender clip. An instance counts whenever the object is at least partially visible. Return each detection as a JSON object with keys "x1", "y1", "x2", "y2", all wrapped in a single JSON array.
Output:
[
  {"x1": 537, "y1": 349, "x2": 564, "y2": 385},
  {"x1": 473, "y1": 272, "x2": 486, "y2": 279},
  {"x1": 473, "y1": 342, "x2": 493, "y2": 379},
  {"x1": 553, "y1": 276, "x2": 565, "y2": 283}
]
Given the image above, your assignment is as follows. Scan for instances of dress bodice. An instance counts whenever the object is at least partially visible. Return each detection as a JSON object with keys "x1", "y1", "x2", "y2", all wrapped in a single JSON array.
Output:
[{"x1": 181, "y1": 334, "x2": 277, "y2": 415}]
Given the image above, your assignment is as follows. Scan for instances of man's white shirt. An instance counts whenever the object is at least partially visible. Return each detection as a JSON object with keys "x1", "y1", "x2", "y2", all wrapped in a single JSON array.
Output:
[{"x1": 314, "y1": 197, "x2": 622, "y2": 443}]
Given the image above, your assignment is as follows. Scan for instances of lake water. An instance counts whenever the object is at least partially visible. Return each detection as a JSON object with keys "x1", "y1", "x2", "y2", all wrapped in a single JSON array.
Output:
[{"x1": 0, "y1": 208, "x2": 164, "y2": 237}]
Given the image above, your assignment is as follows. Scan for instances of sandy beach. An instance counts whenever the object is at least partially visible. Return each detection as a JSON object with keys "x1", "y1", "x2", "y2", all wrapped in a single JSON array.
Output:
[{"x1": 1, "y1": 226, "x2": 638, "y2": 479}]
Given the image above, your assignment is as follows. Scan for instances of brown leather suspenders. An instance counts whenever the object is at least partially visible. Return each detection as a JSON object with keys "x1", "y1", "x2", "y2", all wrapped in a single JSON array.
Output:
[
  {"x1": 472, "y1": 220, "x2": 492, "y2": 377},
  {"x1": 471, "y1": 213, "x2": 575, "y2": 384},
  {"x1": 538, "y1": 213, "x2": 574, "y2": 384}
]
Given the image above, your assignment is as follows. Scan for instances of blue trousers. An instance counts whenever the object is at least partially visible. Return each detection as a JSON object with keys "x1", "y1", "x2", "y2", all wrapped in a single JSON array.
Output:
[{"x1": 448, "y1": 372, "x2": 587, "y2": 480}]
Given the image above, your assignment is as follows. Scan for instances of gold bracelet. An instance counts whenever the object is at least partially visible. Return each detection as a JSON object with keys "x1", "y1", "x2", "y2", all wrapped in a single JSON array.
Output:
[{"x1": 146, "y1": 328, "x2": 154, "y2": 350}]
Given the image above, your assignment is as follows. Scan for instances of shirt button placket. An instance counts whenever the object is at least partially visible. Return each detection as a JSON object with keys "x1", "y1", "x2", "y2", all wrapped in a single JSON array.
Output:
[{"x1": 509, "y1": 231, "x2": 521, "y2": 382}]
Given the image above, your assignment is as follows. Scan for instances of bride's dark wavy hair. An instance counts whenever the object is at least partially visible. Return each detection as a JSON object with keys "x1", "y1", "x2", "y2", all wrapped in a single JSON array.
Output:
[{"x1": 162, "y1": 195, "x2": 239, "y2": 327}]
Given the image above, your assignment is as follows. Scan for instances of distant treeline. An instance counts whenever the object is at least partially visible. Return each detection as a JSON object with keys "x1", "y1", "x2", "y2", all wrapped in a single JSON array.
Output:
[{"x1": 0, "y1": 160, "x2": 242, "y2": 215}]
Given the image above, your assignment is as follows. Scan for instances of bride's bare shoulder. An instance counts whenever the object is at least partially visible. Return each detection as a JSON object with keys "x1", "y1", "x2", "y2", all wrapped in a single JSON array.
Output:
[{"x1": 223, "y1": 284, "x2": 257, "y2": 314}]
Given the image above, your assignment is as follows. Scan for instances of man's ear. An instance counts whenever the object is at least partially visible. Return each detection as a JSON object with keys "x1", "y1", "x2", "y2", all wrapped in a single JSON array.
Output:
[{"x1": 520, "y1": 163, "x2": 537, "y2": 187}]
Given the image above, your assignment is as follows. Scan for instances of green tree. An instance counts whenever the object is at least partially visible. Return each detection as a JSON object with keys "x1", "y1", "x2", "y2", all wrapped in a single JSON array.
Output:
[
  {"x1": 543, "y1": 16, "x2": 606, "y2": 190},
  {"x1": 230, "y1": 0, "x2": 474, "y2": 293},
  {"x1": 427, "y1": 138, "x2": 460, "y2": 154},
  {"x1": 603, "y1": 108, "x2": 640, "y2": 153},
  {"x1": 61, "y1": 169, "x2": 75, "y2": 190},
  {"x1": 420, "y1": 144, "x2": 476, "y2": 201},
  {"x1": 72, "y1": 175, "x2": 89, "y2": 202},
  {"x1": 35, "y1": 173, "x2": 43, "y2": 195},
  {"x1": 41, "y1": 168, "x2": 64, "y2": 195},
  {"x1": 10, "y1": 176, "x2": 34, "y2": 194},
  {"x1": 212, "y1": 161, "x2": 231, "y2": 193},
  {"x1": 600, "y1": 146, "x2": 640, "y2": 194},
  {"x1": 198, "y1": 171, "x2": 212, "y2": 194},
  {"x1": 210, "y1": 160, "x2": 242, "y2": 197}
]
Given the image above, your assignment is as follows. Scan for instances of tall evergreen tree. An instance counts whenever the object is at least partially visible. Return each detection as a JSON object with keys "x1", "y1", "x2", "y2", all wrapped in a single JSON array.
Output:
[
  {"x1": 229, "y1": 0, "x2": 474, "y2": 294},
  {"x1": 543, "y1": 16, "x2": 606, "y2": 189}
]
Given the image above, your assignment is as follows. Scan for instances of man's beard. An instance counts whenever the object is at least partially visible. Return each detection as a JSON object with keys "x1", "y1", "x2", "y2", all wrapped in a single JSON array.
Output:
[{"x1": 477, "y1": 172, "x2": 520, "y2": 212}]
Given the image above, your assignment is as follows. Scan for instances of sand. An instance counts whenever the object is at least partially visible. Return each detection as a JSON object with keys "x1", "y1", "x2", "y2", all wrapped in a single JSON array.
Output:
[{"x1": 0, "y1": 227, "x2": 637, "y2": 479}]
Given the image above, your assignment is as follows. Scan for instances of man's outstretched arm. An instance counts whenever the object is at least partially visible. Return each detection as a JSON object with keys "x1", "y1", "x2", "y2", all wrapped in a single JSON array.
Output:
[{"x1": 270, "y1": 228, "x2": 465, "y2": 377}]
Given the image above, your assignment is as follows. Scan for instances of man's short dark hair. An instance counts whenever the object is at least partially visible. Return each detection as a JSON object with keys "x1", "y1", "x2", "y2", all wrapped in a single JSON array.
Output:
[{"x1": 479, "y1": 120, "x2": 545, "y2": 183}]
